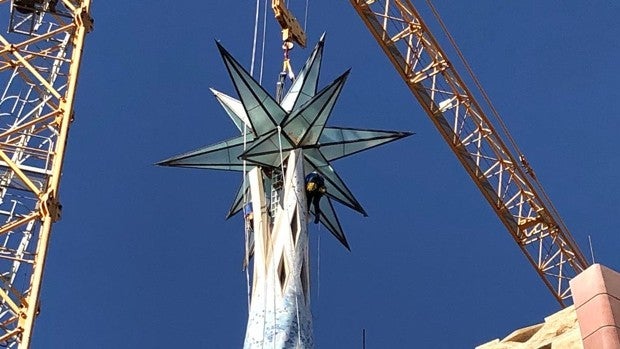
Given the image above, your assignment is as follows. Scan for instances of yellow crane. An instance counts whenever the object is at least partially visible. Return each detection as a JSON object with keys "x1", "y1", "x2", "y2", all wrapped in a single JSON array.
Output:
[
  {"x1": 0, "y1": 0, "x2": 92, "y2": 347},
  {"x1": 272, "y1": 0, "x2": 307, "y2": 49},
  {"x1": 348, "y1": 0, "x2": 589, "y2": 306}
]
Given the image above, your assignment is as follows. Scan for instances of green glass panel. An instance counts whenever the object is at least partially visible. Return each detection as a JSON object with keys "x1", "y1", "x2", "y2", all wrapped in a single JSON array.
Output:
[
  {"x1": 158, "y1": 136, "x2": 249, "y2": 171},
  {"x1": 218, "y1": 43, "x2": 286, "y2": 136},
  {"x1": 284, "y1": 71, "x2": 348, "y2": 147},
  {"x1": 242, "y1": 130, "x2": 294, "y2": 168},
  {"x1": 315, "y1": 197, "x2": 350, "y2": 250},
  {"x1": 319, "y1": 127, "x2": 412, "y2": 161},
  {"x1": 281, "y1": 35, "x2": 324, "y2": 112},
  {"x1": 227, "y1": 179, "x2": 251, "y2": 219},
  {"x1": 211, "y1": 88, "x2": 253, "y2": 135}
]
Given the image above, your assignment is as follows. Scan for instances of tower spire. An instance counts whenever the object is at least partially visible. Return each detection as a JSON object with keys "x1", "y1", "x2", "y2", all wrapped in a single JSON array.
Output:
[{"x1": 158, "y1": 37, "x2": 412, "y2": 348}]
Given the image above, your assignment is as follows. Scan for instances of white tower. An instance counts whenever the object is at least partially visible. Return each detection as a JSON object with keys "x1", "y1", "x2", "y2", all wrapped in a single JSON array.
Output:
[
  {"x1": 244, "y1": 150, "x2": 313, "y2": 347},
  {"x1": 159, "y1": 37, "x2": 411, "y2": 348}
]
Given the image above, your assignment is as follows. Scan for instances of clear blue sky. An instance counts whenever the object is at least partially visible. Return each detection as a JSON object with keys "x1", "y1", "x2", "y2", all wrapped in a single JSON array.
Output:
[{"x1": 31, "y1": 1, "x2": 619, "y2": 348}]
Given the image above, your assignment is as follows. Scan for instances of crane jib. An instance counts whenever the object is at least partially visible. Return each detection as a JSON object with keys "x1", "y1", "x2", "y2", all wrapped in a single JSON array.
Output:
[{"x1": 349, "y1": 0, "x2": 589, "y2": 306}]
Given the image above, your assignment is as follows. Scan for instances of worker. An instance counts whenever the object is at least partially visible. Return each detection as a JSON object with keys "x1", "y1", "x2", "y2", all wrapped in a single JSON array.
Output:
[
  {"x1": 243, "y1": 202, "x2": 254, "y2": 232},
  {"x1": 305, "y1": 171, "x2": 326, "y2": 224}
]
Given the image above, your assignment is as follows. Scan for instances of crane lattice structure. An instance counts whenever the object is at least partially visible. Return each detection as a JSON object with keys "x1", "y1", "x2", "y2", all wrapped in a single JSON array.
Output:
[
  {"x1": 349, "y1": 0, "x2": 589, "y2": 306},
  {"x1": 0, "y1": 0, "x2": 92, "y2": 346}
]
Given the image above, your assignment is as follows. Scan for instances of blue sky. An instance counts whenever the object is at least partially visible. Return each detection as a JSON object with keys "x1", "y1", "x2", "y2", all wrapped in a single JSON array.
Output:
[{"x1": 30, "y1": 1, "x2": 619, "y2": 348}]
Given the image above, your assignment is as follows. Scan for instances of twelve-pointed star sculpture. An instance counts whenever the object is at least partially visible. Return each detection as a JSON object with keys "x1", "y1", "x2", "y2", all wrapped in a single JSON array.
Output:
[{"x1": 158, "y1": 36, "x2": 412, "y2": 250}]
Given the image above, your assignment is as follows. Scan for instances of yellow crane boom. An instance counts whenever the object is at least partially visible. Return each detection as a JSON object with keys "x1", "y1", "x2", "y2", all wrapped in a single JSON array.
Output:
[
  {"x1": 349, "y1": 0, "x2": 589, "y2": 306},
  {"x1": 0, "y1": 1, "x2": 93, "y2": 346}
]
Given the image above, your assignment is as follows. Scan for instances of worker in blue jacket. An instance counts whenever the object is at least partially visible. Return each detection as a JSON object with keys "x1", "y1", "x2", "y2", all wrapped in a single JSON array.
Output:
[{"x1": 305, "y1": 171, "x2": 326, "y2": 224}]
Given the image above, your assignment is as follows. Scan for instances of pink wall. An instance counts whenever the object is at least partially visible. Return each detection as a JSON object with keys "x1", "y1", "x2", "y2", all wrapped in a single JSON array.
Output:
[{"x1": 570, "y1": 264, "x2": 620, "y2": 349}]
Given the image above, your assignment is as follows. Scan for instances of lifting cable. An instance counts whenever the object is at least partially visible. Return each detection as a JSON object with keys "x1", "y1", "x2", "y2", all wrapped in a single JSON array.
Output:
[
  {"x1": 260, "y1": 0, "x2": 268, "y2": 84},
  {"x1": 250, "y1": 0, "x2": 269, "y2": 84},
  {"x1": 425, "y1": 0, "x2": 570, "y2": 231},
  {"x1": 304, "y1": 0, "x2": 309, "y2": 32},
  {"x1": 277, "y1": 125, "x2": 286, "y2": 191},
  {"x1": 243, "y1": 122, "x2": 250, "y2": 313},
  {"x1": 250, "y1": 0, "x2": 260, "y2": 77},
  {"x1": 244, "y1": 0, "x2": 262, "y2": 316},
  {"x1": 316, "y1": 223, "x2": 321, "y2": 301}
]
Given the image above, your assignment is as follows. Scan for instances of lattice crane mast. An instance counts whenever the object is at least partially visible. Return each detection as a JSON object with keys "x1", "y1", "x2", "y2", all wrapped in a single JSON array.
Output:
[
  {"x1": 349, "y1": 0, "x2": 589, "y2": 306},
  {"x1": 0, "y1": 0, "x2": 92, "y2": 347}
]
